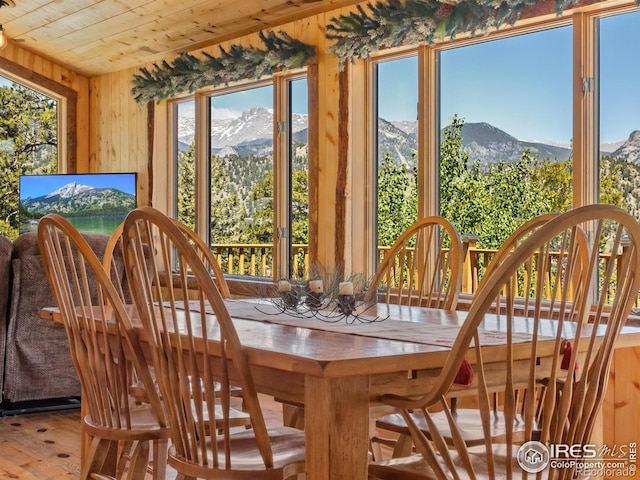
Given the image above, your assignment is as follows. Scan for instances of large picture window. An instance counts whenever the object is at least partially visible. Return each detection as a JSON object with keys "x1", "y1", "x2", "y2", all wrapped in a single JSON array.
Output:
[
  {"x1": 208, "y1": 85, "x2": 274, "y2": 252},
  {"x1": 369, "y1": 5, "x2": 639, "y2": 289},
  {"x1": 172, "y1": 74, "x2": 309, "y2": 282}
]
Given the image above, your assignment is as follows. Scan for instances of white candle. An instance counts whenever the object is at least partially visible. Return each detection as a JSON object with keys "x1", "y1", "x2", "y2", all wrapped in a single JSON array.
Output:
[
  {"x1": 308, "y1": 279, "x2": 323, "y2": 293},
  {"x1": 338, "y1": 281, "x2": 354, "y2": 296},
  {"x1": 277, "y1": 280, "x2": 292, "y2": 292}
]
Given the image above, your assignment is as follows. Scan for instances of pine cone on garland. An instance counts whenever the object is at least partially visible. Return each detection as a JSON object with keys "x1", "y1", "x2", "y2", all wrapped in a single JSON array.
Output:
[{"x1": 436, "y1": 3, "x2": 455, "y2": 17}]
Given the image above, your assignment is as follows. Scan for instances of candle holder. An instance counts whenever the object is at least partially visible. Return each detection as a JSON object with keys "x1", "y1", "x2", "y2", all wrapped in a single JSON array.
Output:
[
  {"x1": 305, "y1": 290, "x2": 325, "y2": 309},
  {"x1": 282, "y1": 290, "x2": 301, "y2": 310},
  {"x1": 337, "y1": 294, "x2": 356, "y2": 316},
  {"x1": 257, "y1": 274, "x2": 387, "y2": 324}
]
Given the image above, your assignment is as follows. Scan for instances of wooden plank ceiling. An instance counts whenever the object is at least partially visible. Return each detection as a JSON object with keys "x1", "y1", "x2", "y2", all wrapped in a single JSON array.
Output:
[{"x1": 0, "y1": 0, "x2": 363, "y2": 77}]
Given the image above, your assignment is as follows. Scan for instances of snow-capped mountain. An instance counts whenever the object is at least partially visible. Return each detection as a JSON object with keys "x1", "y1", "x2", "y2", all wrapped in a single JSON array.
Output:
[
  {"x1": 211, "y1": 107, "x2": 274, "y2": 149},
  {"x1": 177, "y1": 107, "x2": 638, "y2": 167},
  {"x1": 46, "y1": 181, "x2": 94, "y2": 199},
  {"x1": 178, "y1": 107, "x2": 308, "y2": 153},
  {"x1": 21, "y1": 183, "x2": 136, "y2": 217},
  {"x1": 377, "y1": 118, "x2": 417, "y2": 165},
  {"x1": 451, "y1": 122, "x2": 572, "y2": 167}
]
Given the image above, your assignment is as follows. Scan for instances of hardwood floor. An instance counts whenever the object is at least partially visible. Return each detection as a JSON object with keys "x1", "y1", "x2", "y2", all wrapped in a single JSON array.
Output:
[
  {"x1": 0, "y1": 409, "x2": 82, "y2": 478},
  {"x1": 0, "y1": 394, "x2": 285, "y2": 479}
]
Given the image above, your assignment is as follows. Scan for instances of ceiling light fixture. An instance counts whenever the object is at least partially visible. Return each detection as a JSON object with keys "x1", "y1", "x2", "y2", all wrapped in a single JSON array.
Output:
[
  {"x1": 0, "y1": 25, "x2": 7, "y2": 50},
  {"x1": 0, "y1": 0, "x2": 15, "y2": 49}
]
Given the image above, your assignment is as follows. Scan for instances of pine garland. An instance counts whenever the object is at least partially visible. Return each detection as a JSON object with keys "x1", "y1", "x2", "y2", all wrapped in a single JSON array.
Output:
[
  {"x1": 326, "y1": 0, "x2": 580, "y2": 65},
  {"x1": 132, "y1": 30, "x2": 316, "y2": 104}
]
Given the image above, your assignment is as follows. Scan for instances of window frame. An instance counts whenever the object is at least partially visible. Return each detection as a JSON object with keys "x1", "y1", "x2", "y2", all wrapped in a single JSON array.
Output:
[
  {"x1": 0, "y1": 57, "x2": 75, "y2": 173},
  {"x1": 167, "y1": 69, "x2": 311, "y2": 284}
]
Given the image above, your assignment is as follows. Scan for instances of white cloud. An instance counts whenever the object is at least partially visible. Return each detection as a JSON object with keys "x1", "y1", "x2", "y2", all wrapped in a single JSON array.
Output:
[
  {"x1": 212, "y1": 107, "x2": 241, "y2": 120},
  {"x1": 177, "y1": 102, "x2": 240, "y2": 120}
]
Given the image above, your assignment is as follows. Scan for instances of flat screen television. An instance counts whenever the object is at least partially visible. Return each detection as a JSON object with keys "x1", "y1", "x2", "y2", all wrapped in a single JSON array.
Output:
[{"x1": 19, "y1": 172, "x2": 137, "y2": 235}]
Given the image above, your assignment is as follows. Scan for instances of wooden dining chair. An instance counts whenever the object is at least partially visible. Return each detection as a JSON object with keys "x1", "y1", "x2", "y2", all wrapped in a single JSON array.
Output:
[
  {"x1": 104, "y1": 220, "x2": 244, "y2": 406},
  {"x1": 121, "y1": 206, "x2": 306, "y2": 480},
  {"x1": 374, "y1": 212, "x2": 593, "y2": 457},
  {"x1": 37, "y1": 214, "x2": 170, "y2": 480},
  {"x1": 369, "y1": 204, "x2": 640, "y2": 480},
  {"x1": 373, "y1": 213, "x2": 588, "y2": 456},
  {"x1": 365, "y1": 216, "x2": 464, "y2": 310},
  {"x1": 366, "y1": 216, "x2": 463, "y2": 458}
]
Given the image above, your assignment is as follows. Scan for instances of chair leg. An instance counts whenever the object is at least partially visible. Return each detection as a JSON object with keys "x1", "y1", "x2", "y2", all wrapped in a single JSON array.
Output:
[
  {"x1": 151, "y1": 438, "x2": 169, "y2": 480},
  {"x1": 282, "y1": 404, "x2": 305, "y2": 429},
  {"x1": 391, "y1": 433, "x2": 413, "y2": 458},
  {"x1": 124, "y1": 440, "x2": 150, "y2": 480},
  {"x1": 83, "y1": 437, "x2": 119, "y2": 480}
]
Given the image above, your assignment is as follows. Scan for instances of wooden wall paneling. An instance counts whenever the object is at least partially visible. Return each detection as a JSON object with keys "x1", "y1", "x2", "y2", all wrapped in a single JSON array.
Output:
[
  {"x1": 418, "y1": 44, "x2": 439, "y2": 219},
  {"x1": 89, "y1": 67, "x2": 151, "y2": 204},
  {"x1": 306, "y1": 61, "x2": 320, "y2": 270},
  {"x1": 116, "y1": 70, "x2": 127, "y2": 172},
  {"x1": 274, "y1": 15, "x2": 323, "y2": 257},
  {"x1": 289, "y1": 14, "x2": 320, "y2": 269},
  {"x1": 127, "y1": 68, "x2": 146, "y2": 181},
  {"x1": 89, "y1": 75, "x2": 109, "y2": 172},
  {"x1": 347, "y1": 60, "x2": 371, "y2": 279},
  {"x1": 152, "y1": 100, "x2": 170, "y2": 212},
  {"x1": 145, "y1": 101, "x2": 154, "y2": 207},
  {"x1": 88, "y1": 75, "x2": 100, "y2": 172},
  {"x1": 91, "y1": 75, "x2": 102, "y2": 169},
  {"x1": 138, "y1": 77, "x2": 153, "y2": 206},
  {"x1": 75, "y1": 74, "x2": 90, "y2": 172}
]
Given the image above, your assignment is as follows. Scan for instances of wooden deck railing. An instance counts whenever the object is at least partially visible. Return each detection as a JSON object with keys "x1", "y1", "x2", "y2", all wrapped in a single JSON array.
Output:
[
  {"x1": 211, "y1": 239, "x2": 633, "y2": 303},
  {"x1": 212, "y1": 240, "x2": 488, "y2": 290},
  {"x1": 211, "y1": 244, "x2": 309, "y2": 279}
]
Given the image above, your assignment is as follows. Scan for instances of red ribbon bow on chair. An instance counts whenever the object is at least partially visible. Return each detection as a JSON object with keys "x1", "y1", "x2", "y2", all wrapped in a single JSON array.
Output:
[
  {"x1": 560, "y1": 339, "x2": 578, "y2": 371},
  {"x1": 453, "y1": 359, "x2": 474, "y2": 386}
]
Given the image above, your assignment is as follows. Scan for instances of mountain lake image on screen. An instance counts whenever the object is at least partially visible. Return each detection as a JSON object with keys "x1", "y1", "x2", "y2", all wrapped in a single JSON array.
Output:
[{"x1": 19, "y1": 172, "x2": 137, "y2": 235}]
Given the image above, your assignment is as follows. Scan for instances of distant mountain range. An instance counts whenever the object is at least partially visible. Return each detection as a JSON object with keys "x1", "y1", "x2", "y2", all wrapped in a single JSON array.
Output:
[
  {"x1": 20, "y1": 181, "x2": 136, "y2": 218},
  {"x1": 177, "y1": 106, "x2": 640, "y2": 166}
]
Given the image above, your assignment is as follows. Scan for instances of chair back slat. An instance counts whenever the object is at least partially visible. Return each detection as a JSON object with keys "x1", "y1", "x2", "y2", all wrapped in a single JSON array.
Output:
[{"x1": 366, "y1": 216, "x2": 463, "y2": 310}]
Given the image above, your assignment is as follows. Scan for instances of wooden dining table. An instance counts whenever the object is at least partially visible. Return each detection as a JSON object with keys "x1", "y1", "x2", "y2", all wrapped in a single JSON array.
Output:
[{"x1": 42, "y1": 298, "x2": 640, "y2": 480}]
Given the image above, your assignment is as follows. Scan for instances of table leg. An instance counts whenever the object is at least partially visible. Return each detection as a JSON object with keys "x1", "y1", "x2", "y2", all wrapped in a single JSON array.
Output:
[{"x1": 304, "y1": 375, "x2": 370, "y2": 480}]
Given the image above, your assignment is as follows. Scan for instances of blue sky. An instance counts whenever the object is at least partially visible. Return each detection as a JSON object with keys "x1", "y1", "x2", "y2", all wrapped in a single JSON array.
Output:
[
  {"x1": 378, "y1": 9, "x2": 639, "y2": 145},
  {"x1": 20, "y1": 173, "x2": 137, "y2": 199}
]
